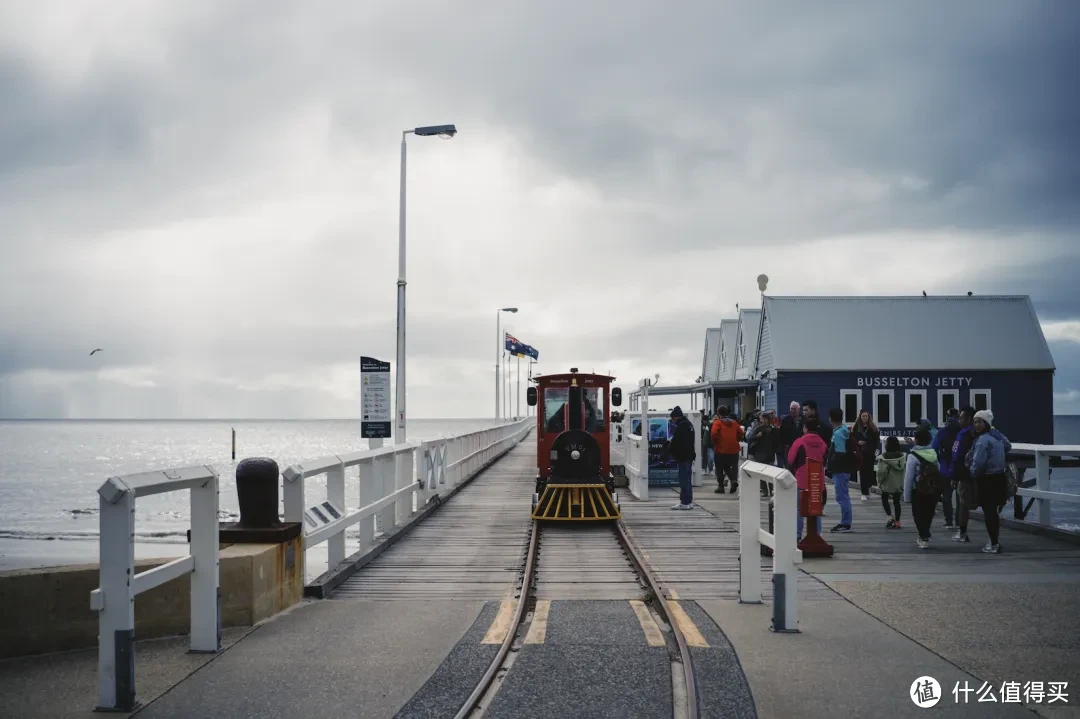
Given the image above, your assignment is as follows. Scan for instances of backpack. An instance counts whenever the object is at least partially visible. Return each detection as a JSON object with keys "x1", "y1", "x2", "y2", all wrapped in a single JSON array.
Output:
[
  {"x1": 913, "y1": 454, "x2": 942, "y2": 496},
  {"x1": 1005, "y1": 462, "x2": 1019, "y2": 499},
  {"x1": 847, "y1": 430, "x2": 862, "y2": 471}
]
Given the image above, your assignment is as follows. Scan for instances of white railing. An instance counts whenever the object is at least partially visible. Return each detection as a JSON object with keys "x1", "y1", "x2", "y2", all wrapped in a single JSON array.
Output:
[
  {"x1": 90, "y1": 466, "x2": 220, "y2": 712},
  {"x1": 738, "y1": 460, "x2": 802, "y2": 633},
  {"x1": 624, "y1": 431, "x2": 648, "y2": 500},
  {"x1": 1005, "y1": 444, "x2": 1080, "y2": 527},
  {"x1": 281, "y1": 418, "x2": 533, "y2": 579}
]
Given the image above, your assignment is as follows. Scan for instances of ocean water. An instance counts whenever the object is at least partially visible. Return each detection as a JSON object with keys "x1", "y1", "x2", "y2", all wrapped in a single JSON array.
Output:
[{"x1": 0, "y1": 418, "x2": 509, "y2": 574}]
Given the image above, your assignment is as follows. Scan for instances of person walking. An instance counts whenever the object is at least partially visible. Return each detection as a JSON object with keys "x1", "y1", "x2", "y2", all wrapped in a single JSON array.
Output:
[
  {"x1": 710, "y1": 405, "x2": 744, "y2": 494},
  {"x1": 876, "y1": 436, "x2": 906, "y2": 528},
  {"x1": 950, "y1": 407, "x2": 977, "y2": 543},
  {"x1": 668, "y1": 406, "x2": 696, "y2": 510},
  {"x1": 748, "y1": 409, "x2": 780, "y2": 496},
  {"x1": 778, "y1": 401, "x2": 800, "y2": 468},
  {"x1": 788, "y1": 418, "x2": 829, "y2": 539},
  {"x1": 904, "y1": 428, "x2": 941, "y2": 549},
  {"x1": 932, "y1": 408, "x2": 962, "y2": 531},
  {"x1": 851, "y1": 409, "x2": 880, "y2": 501},
  {"x1": 968, "y1": 410, "x2": 1009, "y2": 553},
  {"x1": 700, "y1": 411, "x2": 715, "y2": 475},
  {"x1": 827, "y1": 407, "x2": 855, "y2": 532}
]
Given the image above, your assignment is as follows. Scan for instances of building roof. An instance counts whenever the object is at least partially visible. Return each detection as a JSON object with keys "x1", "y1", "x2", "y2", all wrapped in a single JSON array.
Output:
[
  {"x1": 734, "y1": 308, "x2": 762, "y2": 380},
  {"x1": 758, "y1": 295, "x2": 1056, "y2": 372},
  {"x1": 701, "y1": 328, "x2": 723, "y2": 382}
]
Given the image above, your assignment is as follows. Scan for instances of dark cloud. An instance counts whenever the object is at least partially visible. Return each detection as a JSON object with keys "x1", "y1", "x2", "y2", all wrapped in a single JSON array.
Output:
[{"x1": 1, "y1": 1, "x2": 1078, "y2": 417}]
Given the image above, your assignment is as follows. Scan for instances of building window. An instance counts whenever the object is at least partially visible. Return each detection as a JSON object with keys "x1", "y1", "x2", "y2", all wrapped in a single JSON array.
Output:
[
  {"x1": 971, "y1": 389, "x2": 992, "y2": 413},
  {"x1": 840, "y1": 390, "x2": 861, "y2": 424},
  {"x1": 720, "y1": 350, "x2": 727, "y2": 372},
  {"x1": 937, "y1": 390, "x2": 959, "y2": 425},
  {"x1": 906, "y1": 389, "x2": 927, "y2": 428},
  {"x1": 873, "y1": 390, "x2": 894, "y2": 428}
]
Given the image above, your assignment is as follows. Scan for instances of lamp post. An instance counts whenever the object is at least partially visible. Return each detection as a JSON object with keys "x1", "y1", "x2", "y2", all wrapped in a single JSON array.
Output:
[
  {"x1": 495, "y1": 307, "x2": 518, "y2": 419},
  {"x1": 396, "y1": 123, "x2": 456, "y2": 445}
]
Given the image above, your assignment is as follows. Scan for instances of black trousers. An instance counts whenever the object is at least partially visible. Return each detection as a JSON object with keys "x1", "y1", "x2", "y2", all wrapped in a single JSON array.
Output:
[
  {"x1": 716, "y1": 454, "x2": 739, "y2": 491},
  {"x1": 911, "y1": 492, "x2": 939, "y2": 540},
  {"x1": 858, "y1": 463, "x2": 876, "y2": 495},
  {"x1": 881, "y1": 492, "x2": 902, "y2": 522}
]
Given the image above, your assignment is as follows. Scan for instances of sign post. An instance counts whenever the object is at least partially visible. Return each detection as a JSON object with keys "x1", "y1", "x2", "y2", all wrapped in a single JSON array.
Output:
[
  {"x1": 798, "y1": 457, "x2": 834, "y2": 557},
  {"x1": 361, "y1": 357, "x2": 392, "y2": 441}
]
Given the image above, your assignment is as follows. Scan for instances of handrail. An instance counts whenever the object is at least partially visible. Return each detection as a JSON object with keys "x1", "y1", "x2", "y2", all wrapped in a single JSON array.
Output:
[
  {"x1": 738, "y1": 460, "x2": 801, "y2": 633},
  {"x1": 281, "y1": 418, "x2": 533, "y2": 579},
  {"x1": 90, "y1": 465, "x2": 220, "y2": 712}
]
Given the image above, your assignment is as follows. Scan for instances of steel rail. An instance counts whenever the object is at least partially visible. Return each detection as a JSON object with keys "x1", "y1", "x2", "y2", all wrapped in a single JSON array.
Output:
[
  {"x1": 453, "y1": 520, "x2": 540, "y2": 719},
  {"x1": 616, "y1": 520, "x2": 700, "y2": 719}
]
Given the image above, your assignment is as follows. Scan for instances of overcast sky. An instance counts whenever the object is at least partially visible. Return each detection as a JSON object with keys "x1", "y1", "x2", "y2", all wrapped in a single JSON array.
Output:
[{"x1": 1, "y1": 1, "x2": 1078, "y2": 420}]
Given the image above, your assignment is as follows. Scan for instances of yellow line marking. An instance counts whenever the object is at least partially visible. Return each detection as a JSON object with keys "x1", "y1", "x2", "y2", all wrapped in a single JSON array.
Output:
[
  {"x1": 668, "y1": 588, "x2": 680, "y2": 600},
  {"x1": 482, "y1": 600, "x2": 515, "y2": 644},
  {"x1": 629, "y1": 600, "x2": 666, "y2": 647},
  {"x1": 525, "y1": 600, "x2": 551, "y2": 644},
  {"x1": 667, "y1": 600, "x2": 709, "y2": 648}
]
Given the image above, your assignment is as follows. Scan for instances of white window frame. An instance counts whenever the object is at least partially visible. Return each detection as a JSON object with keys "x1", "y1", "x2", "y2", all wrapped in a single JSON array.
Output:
[
  {"x1": 720, "y1": 349, "x2": 728, "y2": 373},
  {"x1": 905, "y1": 389, "x2": 928, "y2": 428},
  {"x1": 873, "y1": 390, "x2": 894, "y2": 428},
  {"x1": 937, "y1": 389, "x2": 960, "y2": 425},
  {"x1": 840, "y1": 389, "x2": 861, "y2": 425},
  {"x1": 970, "y1": 388, "x2": 992, "y2": 413}
]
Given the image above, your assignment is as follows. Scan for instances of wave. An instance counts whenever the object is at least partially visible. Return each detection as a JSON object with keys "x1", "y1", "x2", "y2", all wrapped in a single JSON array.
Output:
[{"x1": 0, "y1": 528, "x2": 189, "y2": 544}]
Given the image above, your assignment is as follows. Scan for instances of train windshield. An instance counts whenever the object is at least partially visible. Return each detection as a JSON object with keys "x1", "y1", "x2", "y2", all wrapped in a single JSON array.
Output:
[
  {"x1": 584, "y1": 388, "x2": 604, "y2": 432},
  {"x1": 544, "y1": 388, "x2": 568, "y2": 433}
]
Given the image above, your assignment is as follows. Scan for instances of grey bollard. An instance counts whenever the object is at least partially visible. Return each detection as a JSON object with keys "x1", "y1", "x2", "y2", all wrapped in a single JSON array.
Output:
[{"x1": 235, "y1": 457, "x2": 282, "y2": 528}]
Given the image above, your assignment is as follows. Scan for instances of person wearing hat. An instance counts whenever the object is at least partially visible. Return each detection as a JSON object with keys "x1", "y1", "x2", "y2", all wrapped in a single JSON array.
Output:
[
  {"x1": 668, "y1": 406, "x2": 697, "y2": 510},
  {"x1": 967, "y1": 408, "x2": 1011, "y2": 554}
]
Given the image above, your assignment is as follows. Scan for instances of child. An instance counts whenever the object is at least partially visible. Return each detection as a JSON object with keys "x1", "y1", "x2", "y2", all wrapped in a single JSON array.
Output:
[{"x1": 876, "y1": 436, "x2": 906, "y2": 528}]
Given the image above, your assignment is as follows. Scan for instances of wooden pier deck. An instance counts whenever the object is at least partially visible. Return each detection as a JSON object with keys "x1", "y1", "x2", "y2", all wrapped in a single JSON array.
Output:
[{"x1": 626, "y1": 480, "x2": 1080, "y2": 718}]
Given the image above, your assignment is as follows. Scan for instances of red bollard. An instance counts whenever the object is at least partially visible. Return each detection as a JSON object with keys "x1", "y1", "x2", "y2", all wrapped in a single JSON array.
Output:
[{"x1": 798, "y1": 457, "x2": 834, "y2": 557}]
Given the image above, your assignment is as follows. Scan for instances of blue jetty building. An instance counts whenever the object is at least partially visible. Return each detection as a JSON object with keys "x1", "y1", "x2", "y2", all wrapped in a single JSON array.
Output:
[{"x1": 743, "y1": 295, "x2": 1057, "y2": 443}]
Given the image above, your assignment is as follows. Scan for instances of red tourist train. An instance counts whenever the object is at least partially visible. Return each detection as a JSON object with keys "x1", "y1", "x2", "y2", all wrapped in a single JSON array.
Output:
[{"x1": 526, "y1": 368, "x2": 622, "y2": 520}]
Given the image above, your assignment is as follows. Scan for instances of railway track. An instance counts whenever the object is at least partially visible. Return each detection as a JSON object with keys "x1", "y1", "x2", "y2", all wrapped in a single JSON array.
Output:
[{"x1": 453, "y1": 519, "x2": 701, "y2": 719}]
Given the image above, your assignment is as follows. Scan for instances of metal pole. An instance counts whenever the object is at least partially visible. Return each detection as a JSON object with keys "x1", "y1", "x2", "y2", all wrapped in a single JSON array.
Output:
[
  {"x1": 395, "y1": 132, "x2": 408, "y2": 444},
  {"x1": 495, "y1": 312, "x2": 500, "y2": 419},
  {"x1": 516, "y1": 355, "x2": 520, "y2": 419}
]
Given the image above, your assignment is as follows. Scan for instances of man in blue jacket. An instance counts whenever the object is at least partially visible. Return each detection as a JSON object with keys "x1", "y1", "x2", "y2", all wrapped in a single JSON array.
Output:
[{"x1": 932, "y1": 408, "x2": 962, "y2": 530}]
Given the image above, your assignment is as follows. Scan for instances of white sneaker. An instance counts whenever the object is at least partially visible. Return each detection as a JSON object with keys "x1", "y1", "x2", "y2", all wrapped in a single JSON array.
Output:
[
  {"x1": 671, "y1": 503, "x2": 684, "y2": 510},
  {"x1": 861, "y1": 495, "x2": 870, "y2": 501},
  {"x1": 917, "y1": 538, "x2": 930, "y2": 549},
  {"x1": 981, "y1": 543, "x2": 1001, "y2": 554}
]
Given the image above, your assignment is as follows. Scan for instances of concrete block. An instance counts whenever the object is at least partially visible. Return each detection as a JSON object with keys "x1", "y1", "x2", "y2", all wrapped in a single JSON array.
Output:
[{"x1": 0, "y1": 538, "x2": 304, "y2": 659}]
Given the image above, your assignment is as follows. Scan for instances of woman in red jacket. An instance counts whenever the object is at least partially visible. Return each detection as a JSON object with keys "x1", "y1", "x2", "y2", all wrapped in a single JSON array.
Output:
[{"x1": 787, "y1": 418, "x2": 829, "y2": 539}]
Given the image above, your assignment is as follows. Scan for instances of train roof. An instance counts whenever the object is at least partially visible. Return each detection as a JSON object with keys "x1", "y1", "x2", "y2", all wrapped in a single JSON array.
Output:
[{"x1": 534, "y1": 372, "x2": 616, "y2": 384}]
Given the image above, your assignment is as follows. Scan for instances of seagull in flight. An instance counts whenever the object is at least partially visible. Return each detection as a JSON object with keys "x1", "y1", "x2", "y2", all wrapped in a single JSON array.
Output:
[{"x1": 90, "y1": 348, "x2": 103, "y2": 356}]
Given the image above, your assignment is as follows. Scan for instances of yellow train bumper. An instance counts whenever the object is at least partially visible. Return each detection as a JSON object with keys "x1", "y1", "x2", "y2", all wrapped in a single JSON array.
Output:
[{"x1": 531, "y1": 484, "x2": 621, "y2": 520}]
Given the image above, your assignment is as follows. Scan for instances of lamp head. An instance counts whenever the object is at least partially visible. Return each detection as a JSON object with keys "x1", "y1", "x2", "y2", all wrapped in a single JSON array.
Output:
[
  {"x1": 501, "y1": 307, "x2": 518, "y2": 313},
  {"x1": 414, "y1": 124, "x2": 457, "y2": 138}
]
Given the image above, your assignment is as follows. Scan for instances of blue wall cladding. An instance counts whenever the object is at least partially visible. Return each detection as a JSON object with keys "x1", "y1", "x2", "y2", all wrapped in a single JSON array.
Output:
[{"x1": 776, "y1": 370, "x2": 1053, "y2": 444}]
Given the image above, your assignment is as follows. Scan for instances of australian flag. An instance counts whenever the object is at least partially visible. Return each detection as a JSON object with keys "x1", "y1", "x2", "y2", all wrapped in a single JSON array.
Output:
[{"x1": 505, "y1": 333, "x2": 539, "y2": 360}]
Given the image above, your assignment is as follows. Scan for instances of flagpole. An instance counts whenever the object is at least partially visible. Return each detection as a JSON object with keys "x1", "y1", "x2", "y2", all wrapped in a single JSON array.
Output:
[{"x1": 516, "y1": 355, "x2": 520, "y2": 419}]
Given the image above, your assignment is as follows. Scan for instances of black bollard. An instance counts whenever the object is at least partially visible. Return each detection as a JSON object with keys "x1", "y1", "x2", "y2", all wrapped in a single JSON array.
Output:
[
  {"x1": 216, "y1": 457, "x2": 302, "y2": 545},
  {"x1": 235, "y1": 457, "x2": 282, "y2": 528}
]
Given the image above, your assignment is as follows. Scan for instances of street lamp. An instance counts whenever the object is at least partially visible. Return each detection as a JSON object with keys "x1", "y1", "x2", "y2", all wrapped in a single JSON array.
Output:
[
  {"x1": 496, "y1": 307, "x2": 517, "y2": 419},
  {"x1": 396, "y1": 123, "x2": 457, "y2": 445}
]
